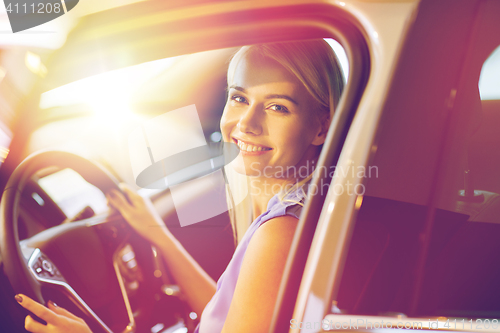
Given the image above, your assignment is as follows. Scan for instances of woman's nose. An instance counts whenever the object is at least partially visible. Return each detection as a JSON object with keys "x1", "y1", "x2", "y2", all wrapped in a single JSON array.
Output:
[{"x1": 237, "y1": 105, "x2": 262, "y2": 135}]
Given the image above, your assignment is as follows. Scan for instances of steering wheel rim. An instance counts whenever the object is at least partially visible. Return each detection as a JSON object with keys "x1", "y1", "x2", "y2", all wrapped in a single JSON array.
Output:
[{"x1": 0, "y1": 150, "x2": 123, "y2": 332}]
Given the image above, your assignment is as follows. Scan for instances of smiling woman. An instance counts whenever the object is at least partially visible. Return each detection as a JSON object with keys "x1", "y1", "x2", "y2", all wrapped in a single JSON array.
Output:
[
  {"x1": 198, "y1": 40, "x2": 344, "y2": 333},
  {"x1": 15, "y1": 39, "x2": 346, "y2": 333}
]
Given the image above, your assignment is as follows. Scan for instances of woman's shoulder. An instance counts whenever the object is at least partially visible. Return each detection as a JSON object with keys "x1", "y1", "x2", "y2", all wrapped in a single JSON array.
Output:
[{"x1": 250, "y1": 214, "x2": 299, "y2": 248}]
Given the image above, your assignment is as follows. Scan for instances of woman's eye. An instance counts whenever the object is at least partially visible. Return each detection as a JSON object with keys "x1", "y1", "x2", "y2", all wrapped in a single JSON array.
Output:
[
  {"x1": 231, "y1": 95, "x2": 247, "y2": 103},
  {"x1": 268, "y1": 104, "x2": 289, "y2": 113}
]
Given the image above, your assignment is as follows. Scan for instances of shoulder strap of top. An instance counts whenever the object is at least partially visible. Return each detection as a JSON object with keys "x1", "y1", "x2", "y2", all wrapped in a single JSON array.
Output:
[
  {"x1": 285, "y1": 203, "x2": 304, "y2": 219},
  {"x1": 258, "y1": 181, "x2": 310, "y2": 226}
]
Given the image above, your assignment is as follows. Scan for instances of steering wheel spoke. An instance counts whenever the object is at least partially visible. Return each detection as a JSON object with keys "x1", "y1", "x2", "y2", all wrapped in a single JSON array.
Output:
[
  {"x1": 27, "y1": 248, "x2": 114, "y2": 333},
  {"x1": 29, "y1": 248, "x2": 68, "y2": 286}
]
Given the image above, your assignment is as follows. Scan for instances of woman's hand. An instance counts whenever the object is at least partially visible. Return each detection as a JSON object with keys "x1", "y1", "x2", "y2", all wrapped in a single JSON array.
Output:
[
  {"x1": 16, "y1": 294, "x2": 92, "y2": 333},
  {"x1": 106, "y1": 183, "x2": 169, "y2": 245}
]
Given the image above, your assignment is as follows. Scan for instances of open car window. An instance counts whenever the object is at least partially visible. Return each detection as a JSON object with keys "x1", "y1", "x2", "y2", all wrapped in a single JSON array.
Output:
[
  {"x1": 29, "y1": 39, "x2": 348, "y2": 195},
  {"x1": 13, "y1": 32, "x2": 354, "y2": 332}
]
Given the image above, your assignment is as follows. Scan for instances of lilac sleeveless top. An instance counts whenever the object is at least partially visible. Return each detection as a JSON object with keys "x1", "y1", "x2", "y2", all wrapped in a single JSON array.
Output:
[{"x1": 195, "y1": 184, "x2": 308, "y2": 333}]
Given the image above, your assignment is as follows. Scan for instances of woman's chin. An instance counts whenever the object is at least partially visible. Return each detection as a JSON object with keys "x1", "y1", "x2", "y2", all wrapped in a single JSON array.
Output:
[{"x1": 228, "y1": 161, "x2": 264, "y2": 177}]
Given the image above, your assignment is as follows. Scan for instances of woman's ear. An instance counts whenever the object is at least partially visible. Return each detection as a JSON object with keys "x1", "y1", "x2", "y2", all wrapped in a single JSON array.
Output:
[{"x1": 311, "y1": 113, "x2": 331, "y2": 146}]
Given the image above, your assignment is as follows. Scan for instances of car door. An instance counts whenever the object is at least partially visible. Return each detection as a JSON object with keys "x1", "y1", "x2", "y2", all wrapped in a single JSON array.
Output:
[{"x1": 292, "y1": 0, "x2": 500, "y2": 332}]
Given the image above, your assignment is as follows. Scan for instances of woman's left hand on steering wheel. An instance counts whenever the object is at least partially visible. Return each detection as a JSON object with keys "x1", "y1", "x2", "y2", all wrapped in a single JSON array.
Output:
[
  {"x1": 15, "y1": 294, "x2": 92, "y2": 333},
  {"x1": 107, "y1": 183, "x2": 170, "y2": 246}
]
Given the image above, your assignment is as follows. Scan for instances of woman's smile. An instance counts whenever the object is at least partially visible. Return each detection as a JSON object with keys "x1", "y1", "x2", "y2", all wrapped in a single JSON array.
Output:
[{"x1": 232, "y1": 137, "x2": 273, "y2": 156}]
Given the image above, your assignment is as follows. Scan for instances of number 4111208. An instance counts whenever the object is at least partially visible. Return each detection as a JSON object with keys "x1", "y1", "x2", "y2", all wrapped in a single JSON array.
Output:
[
  {"x1": 443, "y1": 319, "x2": 499, "y2": 330},
  {"x1": 6, "y1": 2, "x2": 62, "y2": 14}
]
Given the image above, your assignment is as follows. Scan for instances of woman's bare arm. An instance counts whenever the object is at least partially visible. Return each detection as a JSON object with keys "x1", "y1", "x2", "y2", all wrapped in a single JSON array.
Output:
[
  {"x1": 221, "y1": 215, "x2": 299, "y2": 333},
  {"x1": 107, "y1": 184, "x2": 216, "y2": 315}
]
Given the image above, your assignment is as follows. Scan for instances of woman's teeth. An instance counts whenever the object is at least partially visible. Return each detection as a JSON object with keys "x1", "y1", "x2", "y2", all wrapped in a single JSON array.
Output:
[{"x1": 237, "y1": 140, "x2": 271, "y2": 152}]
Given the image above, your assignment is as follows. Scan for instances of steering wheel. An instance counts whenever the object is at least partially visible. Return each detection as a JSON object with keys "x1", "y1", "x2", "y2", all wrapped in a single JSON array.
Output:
[{"x1": 0, "y1": 151, "x2": 137, "y2": 333}]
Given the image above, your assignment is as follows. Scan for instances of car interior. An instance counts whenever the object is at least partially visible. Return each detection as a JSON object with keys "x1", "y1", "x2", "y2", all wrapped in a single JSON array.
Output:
[
  {"x1": 0, "y1": 49, "x2": 252, "y2": 332},
  {"x1": 1, "y1": 1, "x2": 499, "y2": 332},
  {"x1": 0, "y1": 4, "x2": 357, "y2": 329}
]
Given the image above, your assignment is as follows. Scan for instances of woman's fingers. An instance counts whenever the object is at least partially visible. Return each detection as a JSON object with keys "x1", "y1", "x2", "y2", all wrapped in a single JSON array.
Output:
[
  {"x1": 47, "y1": 301, "x2": 80, "y2": 321},
  {"x1": 25, "y1": 315, "x2": 47, "y2": 333},
  {"x1": 118, "y1": 182, "x2": 140, "y2": 200},
  {"x1": 107, "y1": 190, "x2": 132, "y2": 211},
  {"x1": 118, "y1": 183, "x2": 147, "y2": 208},
  {"x1": 107, "y1": 183, "x2": 167, "y2": 243},
  {"x1": 17, "y1": 296, "x2": 92, "y2": 333},
  {"x1": 16, "y1": 294, "x2": 57, "y2": 324}
]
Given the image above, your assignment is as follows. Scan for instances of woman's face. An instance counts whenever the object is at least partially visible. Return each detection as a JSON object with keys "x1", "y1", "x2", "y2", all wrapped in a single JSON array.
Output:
[{"x1": 220, "y1": 52, "x2": 328, "y2": 179}]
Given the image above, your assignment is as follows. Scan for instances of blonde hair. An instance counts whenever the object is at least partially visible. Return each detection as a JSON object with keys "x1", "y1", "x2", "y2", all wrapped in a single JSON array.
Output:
[{"x1": 224, "y1": 39, "x2": 345, "y2": 244}]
